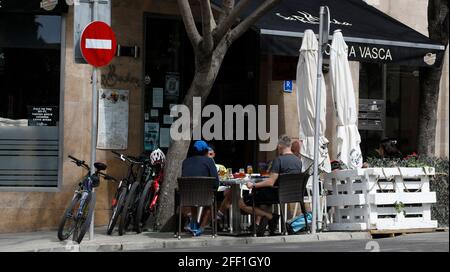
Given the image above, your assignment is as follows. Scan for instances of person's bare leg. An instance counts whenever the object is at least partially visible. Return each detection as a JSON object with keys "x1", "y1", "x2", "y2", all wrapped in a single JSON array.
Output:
[
  {"x1": 219, "y1": 189, "x2": 232, "y2": 213},
  {"x1": 238, "y1": 199, "x2": 273, "y2": 221},
  {"x1": 200, "y1": 207, "x2": 211, "y2": 228}
]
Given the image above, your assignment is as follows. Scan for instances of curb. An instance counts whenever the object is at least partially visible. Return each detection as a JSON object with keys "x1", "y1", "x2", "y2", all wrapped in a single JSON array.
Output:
[
  {"x1": 3, "y1": 232, "x2": 373, "y2": 252},
  {"x1": 78, "y1": 232, "x2": 371, "y2": 252}
]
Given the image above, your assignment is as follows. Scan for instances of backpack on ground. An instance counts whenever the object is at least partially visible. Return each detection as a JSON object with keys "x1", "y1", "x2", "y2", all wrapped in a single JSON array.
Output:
[{"x1": 286, "y1": 212, "x2": 312, "y2": 234}]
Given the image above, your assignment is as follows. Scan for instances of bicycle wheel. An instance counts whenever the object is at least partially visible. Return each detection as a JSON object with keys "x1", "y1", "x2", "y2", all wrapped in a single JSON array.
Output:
[
  {"x1": 107, "y1": 186, "x2": 127, "y2": 235},
  {"x1": 74, "y1": 191, "x2": 96, "y2": 244},
  {"x1": 135, "y1": 179, "x2": 155, "y2": 233},
  {"x1": 118, "y1": 182, "x2": 139, "y2": 236},
  {"x1": 57, "y1": 193, "x2": 82, "y2": 241}
]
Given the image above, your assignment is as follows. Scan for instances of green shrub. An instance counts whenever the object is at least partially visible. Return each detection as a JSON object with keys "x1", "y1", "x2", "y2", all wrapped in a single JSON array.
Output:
[{"x1": 366, "y1": 155, "x2": 449, "y2": 227}]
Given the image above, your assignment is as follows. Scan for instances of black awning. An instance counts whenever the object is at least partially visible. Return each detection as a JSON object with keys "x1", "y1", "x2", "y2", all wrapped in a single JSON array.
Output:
[
  {"x1": 0, "y1": 0, "x2": 69, "y2": 15},
  {"x1": 212, "y1": 0, "x2": 446, "y2": 67}
]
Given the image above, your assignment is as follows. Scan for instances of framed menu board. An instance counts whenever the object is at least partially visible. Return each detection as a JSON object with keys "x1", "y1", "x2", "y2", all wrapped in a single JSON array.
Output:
[{"x1": 97, "y1": 89, "x2": 129, "y2": 150}]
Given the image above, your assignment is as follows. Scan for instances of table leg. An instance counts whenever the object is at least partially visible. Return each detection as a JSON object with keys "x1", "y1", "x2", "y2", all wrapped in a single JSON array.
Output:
[{"x1": 231, "y1": 184, "x2": 242, "y2": 234}]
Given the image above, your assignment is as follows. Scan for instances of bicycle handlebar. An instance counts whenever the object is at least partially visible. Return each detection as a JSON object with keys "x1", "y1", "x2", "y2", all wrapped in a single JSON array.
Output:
[
  {"x1": 99, "y1": 172, "x2": 117, "y2": 182},
  {"x1": 111, "y1": 150, "x2": 145, "y2": 165},
  {"x1": 68, "y1": 155, "x2": 90, "y2": 169}
]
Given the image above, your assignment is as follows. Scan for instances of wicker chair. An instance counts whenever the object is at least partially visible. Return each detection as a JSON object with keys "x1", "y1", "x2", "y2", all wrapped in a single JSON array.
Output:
[
  {"x1": 277, "y1": 173, "x2": 310, "y2": 235},
  {"x1": 251, "y1": 173, "x2": 310, "y2": 236},
  {"x1": 175, "y1": 176, "x2": 217, "y2": 239}
]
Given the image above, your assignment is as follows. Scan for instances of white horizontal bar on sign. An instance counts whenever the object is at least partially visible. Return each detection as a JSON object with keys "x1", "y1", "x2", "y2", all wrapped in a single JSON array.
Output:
[{"x1": 85, "y1": 39, "x2": 112, "y2": 49}]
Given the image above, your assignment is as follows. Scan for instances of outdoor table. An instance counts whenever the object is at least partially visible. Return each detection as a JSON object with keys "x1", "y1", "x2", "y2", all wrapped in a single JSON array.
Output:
[{"x1": 220, "y1": 176, "x2": 268, "y2": 236}]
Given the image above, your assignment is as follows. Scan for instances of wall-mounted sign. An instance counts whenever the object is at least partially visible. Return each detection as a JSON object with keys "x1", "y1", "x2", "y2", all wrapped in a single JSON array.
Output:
[
  {"x1": 0, "y1": 0, "x2": 68, "y2": 13},
  {"x1": 165, "y1": 72, "x2": 180, "y2": 99},
  {"x1": 97, "y1": 89, "x2": 129, "y2": 150},
  {"x1": 283, "y1": 80, "x2": 293, "y2": 93},
  {"x1": 27, "y1": 106, "x2": 58, "y2": 126},
  {"x1": 74, "y1": 0, "x2": 111, "y2": 63},
  {"x1": 40, "y1": 0, "x2": 58, "y2": 11},
  {"x1": 80, "y1": 21, "x2": 117, "y2": 67}
]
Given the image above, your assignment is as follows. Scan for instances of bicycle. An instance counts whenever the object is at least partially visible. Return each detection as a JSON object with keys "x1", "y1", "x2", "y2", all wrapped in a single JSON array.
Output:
[
  {"x1": 106, "y1": 151, "x2": 146, "y2": 236},
  {"x1": 57, "y1": 155, "x2": 116, "y2": 244},
  {"x1": 134, "y1": 149, "x2": 166, "y2": 233},
  {"x1": 135, "y1": 163, "x2": 164, "y2": 233}
]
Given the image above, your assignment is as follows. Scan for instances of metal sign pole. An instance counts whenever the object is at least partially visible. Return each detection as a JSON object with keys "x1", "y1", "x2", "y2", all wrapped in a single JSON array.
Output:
[
  {"x1": 312, "y1": 6, "x2": 329, "y2": 234},
  {"x1": 89, "y1": 0, "x2": 99, "y2": 241}
]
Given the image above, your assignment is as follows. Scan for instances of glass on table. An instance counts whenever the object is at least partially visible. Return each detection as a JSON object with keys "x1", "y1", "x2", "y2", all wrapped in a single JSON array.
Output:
[{"x1": 247, "y1": 165, "x2": 253, "y2": 175}]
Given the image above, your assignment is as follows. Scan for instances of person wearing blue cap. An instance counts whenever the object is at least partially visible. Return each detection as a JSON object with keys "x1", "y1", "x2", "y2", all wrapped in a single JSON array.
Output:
[{"x1": 181, "y1": 140, "x2": 219, "y2": 236}]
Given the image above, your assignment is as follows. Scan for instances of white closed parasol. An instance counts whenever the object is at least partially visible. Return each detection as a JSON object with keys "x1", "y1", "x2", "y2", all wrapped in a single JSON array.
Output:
[
  {"x1": 330, "y1": 30, "x2": 363, "y2": 169},
  {"x1": 296, "y1": 29, "x2": 331, "y2": 174}
]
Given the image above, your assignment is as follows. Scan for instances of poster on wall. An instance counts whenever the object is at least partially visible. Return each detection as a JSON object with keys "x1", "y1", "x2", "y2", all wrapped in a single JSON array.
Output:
[
  {"x1": 97, "y1": 89, "x2": 129, "y2": 150},
  {"x1": 27, "y1": 106, "x2": 58, "y2": 126},
  {"x1": 152, "y1": 88, "x2": 163, "y2": 108},
  {"x1": 163, "y1": 115, "x2": 173, "y2": 125},
  {"x1": 165, "y1": 72, "x2": 180, "y2": 100},
  {"x1": 145, "y1": 122, "x2": 159, "y2": 151},
  {"x1": 159, "y1": 127, "x2": 171, "y2": 148}
]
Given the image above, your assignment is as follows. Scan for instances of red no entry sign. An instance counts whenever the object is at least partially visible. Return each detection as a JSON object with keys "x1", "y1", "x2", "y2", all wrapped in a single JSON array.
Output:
[{"x1": 80, "y1": 21, "x2": 117, "y2": 67}]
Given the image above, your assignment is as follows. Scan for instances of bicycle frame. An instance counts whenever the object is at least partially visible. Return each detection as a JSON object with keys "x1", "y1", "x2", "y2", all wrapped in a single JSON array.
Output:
[
  {"x1": 148, "y1": 169, "x2": 164, "y2": 212},
  {"x1": 111, "y1": 152, "x2": 145, "y2": 207}
]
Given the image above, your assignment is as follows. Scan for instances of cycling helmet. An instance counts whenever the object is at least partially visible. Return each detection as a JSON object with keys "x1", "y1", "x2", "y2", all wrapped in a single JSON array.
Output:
[{"x1": 150, "y1": 148, "x2": 166, "y2": 166}]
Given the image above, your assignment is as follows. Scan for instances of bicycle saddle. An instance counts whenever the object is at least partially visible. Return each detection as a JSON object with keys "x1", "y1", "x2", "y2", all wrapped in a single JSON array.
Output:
[{"x1": 94, "y1": 162, "x2": 107, "y2": 171}]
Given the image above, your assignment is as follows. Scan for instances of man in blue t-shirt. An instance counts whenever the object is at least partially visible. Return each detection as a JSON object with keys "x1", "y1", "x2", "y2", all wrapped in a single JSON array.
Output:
[{"x1": 181, "y1": 140, "x2": 219, "y2": 236}]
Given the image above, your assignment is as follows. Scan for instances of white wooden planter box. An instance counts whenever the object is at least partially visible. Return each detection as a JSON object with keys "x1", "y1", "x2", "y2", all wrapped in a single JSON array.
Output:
[{"x1": 324, "y1": 167, "x2": 437, "y2": 231}]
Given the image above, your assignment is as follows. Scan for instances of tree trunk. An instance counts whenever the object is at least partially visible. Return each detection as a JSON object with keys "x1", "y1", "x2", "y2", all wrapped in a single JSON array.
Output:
[
  {"x1": 417, "y1": 66, "x2": 444, "y2": 156},
  {"x1": 417, "y1": 0, "x2": 448, "y2": 156},
  {"x1": 156, "y1": 45, "x2": 228, "y2": 231}
]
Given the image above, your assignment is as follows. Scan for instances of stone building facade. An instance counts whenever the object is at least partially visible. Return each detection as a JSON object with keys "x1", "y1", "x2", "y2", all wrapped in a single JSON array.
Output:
[{"x1": 0, "y1": 0, "x2": 447, "y2": 233}]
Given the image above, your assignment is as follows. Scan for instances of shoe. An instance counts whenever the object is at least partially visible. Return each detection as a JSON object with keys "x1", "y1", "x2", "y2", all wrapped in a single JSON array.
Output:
[
  {"x1": 256, "y1": 223, "x2": 266, "y2": 237},
  {"x1": 185, "y1": 221, "x2": 199, "y2": 233},
  {"x1": 192, "y1": 228, "x2": 204, "y2": 237},
  {"x1": 216, "y1": 211, "x2": 225, "y2": 221},
  {"x1": 268, "y1": 214, "x2": 279, "y2": 235}
]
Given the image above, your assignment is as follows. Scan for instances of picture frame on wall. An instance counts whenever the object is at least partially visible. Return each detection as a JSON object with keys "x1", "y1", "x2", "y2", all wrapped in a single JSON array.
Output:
[{"x1": 165, "y1": 72, "x2": 180, "y2": 100}]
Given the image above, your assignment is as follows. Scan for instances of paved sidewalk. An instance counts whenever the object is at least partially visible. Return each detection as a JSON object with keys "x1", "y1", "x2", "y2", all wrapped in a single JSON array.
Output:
[{"x1": 0, "y1": 228, "x2": 371, "y2": 252}]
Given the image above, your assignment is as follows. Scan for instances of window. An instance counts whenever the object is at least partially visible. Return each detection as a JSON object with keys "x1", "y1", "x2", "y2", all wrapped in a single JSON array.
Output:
[
  {"x1": 0, "y1": 13, "x2": 63, "y2": 188},
  {"x1": 358, "y1": 62, "x2": 420, "y2": 159}
]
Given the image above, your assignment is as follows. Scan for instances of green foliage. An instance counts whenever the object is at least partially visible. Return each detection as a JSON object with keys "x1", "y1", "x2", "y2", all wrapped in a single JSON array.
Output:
[
  {"x1": 394, "y1": 201, "x2": 406, "y2": 216},
  {"x1": 366, "y1": 155, "x2": 449, "y2": 227}
]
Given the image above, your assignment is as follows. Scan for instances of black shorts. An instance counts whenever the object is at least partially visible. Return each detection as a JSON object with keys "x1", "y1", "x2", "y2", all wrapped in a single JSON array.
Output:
[
  {"x1": 243, "y1": 187, "x2": 279, "y2": 206},
  {"x1": 215, "y1": 191, "x2": 225, "y2": 202}
]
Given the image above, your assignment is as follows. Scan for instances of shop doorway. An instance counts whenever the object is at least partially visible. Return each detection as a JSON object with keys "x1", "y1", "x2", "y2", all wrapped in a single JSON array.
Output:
[{"x1": 143, "y1": 15, "x2": 259, "y2": 171}]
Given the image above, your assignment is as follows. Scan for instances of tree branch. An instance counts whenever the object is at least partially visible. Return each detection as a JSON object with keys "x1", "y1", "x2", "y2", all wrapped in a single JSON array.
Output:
[
  {"x1": 214, "y1": 0, "x2": 252, "y2": 43},
  {"x1": 229, "y1": 0, "x2": 281, "y2": 43},
  {"x1": 218, "y1": 0, "x2": 235, "y2": 25},
  {"x1": 177, "y1": 0, "x2": 202, "y2": 48},
  {"x1": 427, "y1": 0, "x2": 449, "y2": 45},
  {"x1": 200, "y1": 0, "x2": 215, "y2": 53}
]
